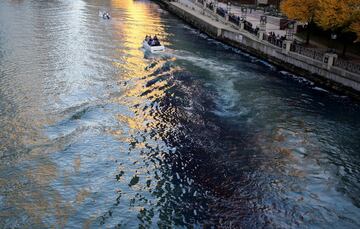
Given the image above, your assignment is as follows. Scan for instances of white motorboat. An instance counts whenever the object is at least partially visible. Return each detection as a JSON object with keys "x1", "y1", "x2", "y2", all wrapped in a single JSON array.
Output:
[
  {"x1": 143, "y1": 40, "x2": 165, "y2": 53},
  {"x1": 99, "y1": 10, "x2": 110, "y2": 19}
]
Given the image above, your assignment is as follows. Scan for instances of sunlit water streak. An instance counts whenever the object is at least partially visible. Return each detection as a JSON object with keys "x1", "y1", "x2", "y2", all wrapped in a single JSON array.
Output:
[{"x1": 0, "y1": 0, "x2": 360, "y2": 228}]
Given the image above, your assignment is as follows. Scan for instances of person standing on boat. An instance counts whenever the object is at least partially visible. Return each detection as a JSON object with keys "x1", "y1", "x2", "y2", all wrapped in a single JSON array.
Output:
[
  {"x1": 148, "y1": 36, "x2": 153, "y2": 45},
  {"x1": 153, "y1": 35, "x2": 160, "y2": 46},
  {"x1": 150, "y1": 39, "x2": 156, "y2": 46}
]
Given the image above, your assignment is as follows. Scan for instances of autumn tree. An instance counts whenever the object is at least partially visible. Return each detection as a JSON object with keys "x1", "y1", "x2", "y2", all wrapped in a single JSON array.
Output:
[
  {"x1": 280, "y1": 0, "x2": 319, "y2": 44},
  {"x1": 315, "y1": 0, "x2": 360, "y2": 55}
]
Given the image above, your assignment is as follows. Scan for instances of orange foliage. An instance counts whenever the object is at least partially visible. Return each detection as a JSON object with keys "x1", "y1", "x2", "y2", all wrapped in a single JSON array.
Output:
[
  {"x1": 315, "y1": 0, "x2": 360, "y2": 41},
  {"x1": 280, "y1": 0, "x2": 319, "y2": 23},
  {"x1": 281, "y1": 0, "x2": 360, "y2": 42}
]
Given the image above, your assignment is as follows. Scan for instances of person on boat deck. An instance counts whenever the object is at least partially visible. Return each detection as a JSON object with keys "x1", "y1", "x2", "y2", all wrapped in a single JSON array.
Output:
[
  {"x1": 103, "y1": 12, "x2": 110, "y2": 19},
  {"x1": 153, "y1": 35, "x2": 160, "y2": 46},
  {"x1": 147, "y1": 36, "x2": 152, "y2": 45},
  {"x1": 150, "y1": 39, "x2": 156, "y2": 46}
]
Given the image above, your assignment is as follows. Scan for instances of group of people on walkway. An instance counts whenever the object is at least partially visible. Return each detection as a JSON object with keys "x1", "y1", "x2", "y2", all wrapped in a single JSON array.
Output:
[
  {"x1": 244, "y1": 21, "x2": 260, "y2": 35},
  {"x1": 265, "y1": 32, "x2": 286, "y2": 47},
  {"x1": 145, "y1": 35, "x2": 161, "y2": 46}
]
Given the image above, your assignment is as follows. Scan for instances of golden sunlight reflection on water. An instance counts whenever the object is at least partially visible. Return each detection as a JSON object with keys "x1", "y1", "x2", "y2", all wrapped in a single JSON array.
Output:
[{"x1": 110, "y1": 0, "x2": 176, "y2": 138}]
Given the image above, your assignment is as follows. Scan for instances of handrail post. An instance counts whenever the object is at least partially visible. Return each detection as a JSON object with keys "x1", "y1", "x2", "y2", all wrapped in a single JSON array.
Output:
[{"x1": 323, "y1": 53, "x2": 338, "y2": 70}]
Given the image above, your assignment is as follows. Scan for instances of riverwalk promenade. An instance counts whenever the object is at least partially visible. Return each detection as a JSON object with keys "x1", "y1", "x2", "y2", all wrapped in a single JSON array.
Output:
[
  {"x1": 200, "y1": 0, "x2": 287, "y2": 36},
  {"x1": 158, "y1": 0, "x2": 360, "y2": 96}
]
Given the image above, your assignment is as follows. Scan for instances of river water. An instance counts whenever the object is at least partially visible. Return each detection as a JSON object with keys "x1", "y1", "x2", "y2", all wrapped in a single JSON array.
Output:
[{"x1": 0, "y1": 0, "x2": 360, "y2": 228}]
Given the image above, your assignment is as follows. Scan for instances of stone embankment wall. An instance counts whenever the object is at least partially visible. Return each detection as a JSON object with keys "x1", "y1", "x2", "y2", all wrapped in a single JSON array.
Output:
[{"x1": 158, "y1": 0, "x2": 360, "y2": 96}]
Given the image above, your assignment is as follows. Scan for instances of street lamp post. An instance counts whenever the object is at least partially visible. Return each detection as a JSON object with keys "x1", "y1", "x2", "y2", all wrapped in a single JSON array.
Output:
[
  {"x1": 330, "y1": 32, "x2": 337, "y2": 53},
  {"x1": 212, "y1": 0, "x2": 218, "y2": 13},
  {"x1": 227, "y1": 2, "x2": 231, "y2": 14},
  {"x1": 258, "y1": 15, "x2": 267, "y2": 40},
  {"x1": 241, "y1": 7, "x2": 247, "y2": 21},
  {"x1": 323, "y1": 32, "x2": 338, "y2": 69},
  {"x1": 285, "y1": 21, "x2": 295, "y2": 41},
  {"x1": 283, "y1": 21, "x2": 295, "y2": 54},
  {"x1": 260, "y1": 15, "x2": 267, "y2": 25}
]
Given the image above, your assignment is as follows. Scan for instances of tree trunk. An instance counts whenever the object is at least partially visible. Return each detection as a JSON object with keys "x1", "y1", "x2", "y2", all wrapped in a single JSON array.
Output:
[
  {"x1": 342, "y1": 42, "x2": 347, "y2": 57},
  {"x1": 306, "y1": 21, "x2": 312, "y2": 45}
]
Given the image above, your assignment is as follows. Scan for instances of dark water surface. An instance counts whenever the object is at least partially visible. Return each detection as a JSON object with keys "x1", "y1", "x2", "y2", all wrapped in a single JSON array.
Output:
[{"x1": 1, "y1": 0, "x2": 360, "y2": 228}]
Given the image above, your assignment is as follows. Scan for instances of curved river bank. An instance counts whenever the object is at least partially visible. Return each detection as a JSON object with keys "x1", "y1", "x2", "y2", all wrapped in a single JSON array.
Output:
[{"x1": 0, "y1": 0, "x2": 360, "y2": 228}]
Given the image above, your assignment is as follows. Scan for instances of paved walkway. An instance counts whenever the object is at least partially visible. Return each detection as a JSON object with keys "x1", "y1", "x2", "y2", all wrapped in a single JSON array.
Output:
[
  {"x1": 217, "y1": 2, "x2": 286, "y2": 36},
  {"x1": 175, "y1": 0, "x2": 241, "y2": 33},
  {"x1": 178, "y1": 0, "x2": 286, "y2": 36}
]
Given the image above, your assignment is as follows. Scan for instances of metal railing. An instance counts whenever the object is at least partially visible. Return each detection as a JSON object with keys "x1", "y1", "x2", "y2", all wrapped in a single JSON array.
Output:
[
  {"x1": 216, "y1": 7, "x2": 226, "y2": 17},
  {"x1": 243, "y1": 21, "x2": 258, "y2": 35},
  {"x1": 290, "y1": 44, "x2": 324, "y2": 62},
  {"x1": 334, "y1": 59, "x2": 360, "y2": 75},
  {"x1": 263, "y1": 34, "x2": 284, "y2": 48},
  {"x1": 228, "y1": 14, "x2": 240, "y2": 25},
  {"x1": 206, "y1": 2, "x2": 214, "y2": 10}
]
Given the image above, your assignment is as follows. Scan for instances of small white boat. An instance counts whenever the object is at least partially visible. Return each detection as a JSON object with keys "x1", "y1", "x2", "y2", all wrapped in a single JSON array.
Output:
[
  {"x1": 143, "y1": 40, "x2": 165, "y2": 53},
  {"x1": 99, "y1": 10, "x2": 110, "y2": 19}
]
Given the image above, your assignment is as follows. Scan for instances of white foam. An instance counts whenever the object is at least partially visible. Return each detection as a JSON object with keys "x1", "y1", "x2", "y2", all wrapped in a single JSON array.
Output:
[
  {"x1": 313, "y1": 87, "x2": 329, "y2": 93},
  {"x1": 279, "y1": 70, "x2": 314, "y2": 85}
]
